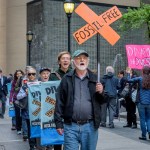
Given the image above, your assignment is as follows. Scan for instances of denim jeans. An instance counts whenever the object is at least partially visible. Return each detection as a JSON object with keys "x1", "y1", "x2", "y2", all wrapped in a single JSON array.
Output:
[
  {"x1": 137, "y1": 103, "x2": 150, "y2": 137},
  {"x1": 100, "y1": 97, "x2": 116, "y2": 126},
  {"x1": 64, "y1": 121, "x2": 98, "y2": 150},
  {"x1": 22, "y1": 117, "x2": 28, "y2": 135},
  {"x1": 12, "y1": 117, "x2": 16, "y2": 126}
]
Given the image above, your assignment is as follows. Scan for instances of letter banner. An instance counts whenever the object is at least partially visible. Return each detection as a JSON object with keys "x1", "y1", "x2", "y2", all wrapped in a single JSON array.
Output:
[
  {"x1": 28, "y1": 82, "x2": 41, "y2": 138},
  {"x1": 40, "y1": 81, "x2": 64, "y2": 146},
  {"x1": 126, "y1": 45, "x2": 150, "y2": 69}
]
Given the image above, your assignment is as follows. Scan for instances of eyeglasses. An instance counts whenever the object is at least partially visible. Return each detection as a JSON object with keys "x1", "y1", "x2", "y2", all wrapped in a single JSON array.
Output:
[
  {"x1": 28, "y1": 73, "x2": 36, "y2": 76},
  {"x1": 61, "y1": 57, "x2": 71, "y2": 61}
]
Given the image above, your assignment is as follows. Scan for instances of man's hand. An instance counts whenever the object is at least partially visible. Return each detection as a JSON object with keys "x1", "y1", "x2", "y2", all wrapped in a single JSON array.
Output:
[
  {"x1": 56, "y1": 128, "x2": 64, "y2": 135},
  {"x1": 96, "y1": 82, "x2": 103, "y2": 94}
]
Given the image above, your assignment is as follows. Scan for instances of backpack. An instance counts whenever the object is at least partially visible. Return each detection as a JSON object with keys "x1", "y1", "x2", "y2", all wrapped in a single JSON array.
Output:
[{"x1": 103, "y1": 77, "x2": 118, "y2": 98}]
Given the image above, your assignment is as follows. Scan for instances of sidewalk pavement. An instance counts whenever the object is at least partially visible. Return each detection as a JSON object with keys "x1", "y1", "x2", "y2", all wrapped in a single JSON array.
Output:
[{"x1": 0, "y1": 112, "x2": 150, "y2": 150}]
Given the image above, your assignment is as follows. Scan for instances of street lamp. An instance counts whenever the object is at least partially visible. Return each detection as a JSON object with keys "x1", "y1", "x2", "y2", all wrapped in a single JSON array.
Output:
[
  {"x1": 64, "y1": 0, "x2": 75, "y2": 53},
  {"x1": 26, "y1": 31, "x2": 33, "y2": 65}
]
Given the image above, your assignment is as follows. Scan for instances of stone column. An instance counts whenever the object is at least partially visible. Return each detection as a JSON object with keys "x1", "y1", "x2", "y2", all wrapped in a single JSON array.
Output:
[{"x1": 6, "y1": 0, "x2": 31, "y2": 74}]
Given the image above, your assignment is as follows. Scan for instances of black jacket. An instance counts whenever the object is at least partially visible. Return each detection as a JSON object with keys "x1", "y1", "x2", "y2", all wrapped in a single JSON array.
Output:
[
  {"x1": 118, "y1": 77, "x2": 126, "y2": 96},
  {"x1": 54, "y1": 69, "x2": 105, "y2": 129},
  {"x1": 0, "y1": 76, "x2": 8, "y2": 98}
]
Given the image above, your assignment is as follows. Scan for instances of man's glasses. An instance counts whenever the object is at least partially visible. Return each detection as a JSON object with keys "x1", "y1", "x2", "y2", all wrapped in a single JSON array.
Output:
[{"x1": 28, "y1": 73, "x2": 36, "y2": 76}]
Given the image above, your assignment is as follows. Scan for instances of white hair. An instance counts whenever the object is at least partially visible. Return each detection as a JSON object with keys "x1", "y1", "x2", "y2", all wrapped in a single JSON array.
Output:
[
  {"x1": 106, "y1": 66, "x2": 114, "y2": 74},
  {"x1": 28, "y1": 67, "x2": 36, "y2": 73}
]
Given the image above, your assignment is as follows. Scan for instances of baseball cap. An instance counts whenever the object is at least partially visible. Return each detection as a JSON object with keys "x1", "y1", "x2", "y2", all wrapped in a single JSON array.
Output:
[
  {"x1": 39, "y1": 67, "x2": 51, "y2": 74},
  {"x1": 72, "y1": 50, "x2": 89, "y2": 59}
]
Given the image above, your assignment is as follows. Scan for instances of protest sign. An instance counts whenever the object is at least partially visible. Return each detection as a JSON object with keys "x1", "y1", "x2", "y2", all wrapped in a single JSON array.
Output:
[
  {"x1": 126, "y1": 45, "x2": 150, "y2": 69},
  {"x1": 28, "y1": 82, "x2": 41, "y2": 138},
  {"x1": 73, "y1": 3, "x2": 122, "y2": 45},
  {"x1": 41, "y1": 81, "x2": 64, "y2": 145}
]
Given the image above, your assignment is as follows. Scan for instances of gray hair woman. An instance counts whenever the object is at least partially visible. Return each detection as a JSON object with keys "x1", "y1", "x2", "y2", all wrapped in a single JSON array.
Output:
[{"x1": 17, "y1": 67, "x2": 37, "y2": 150}]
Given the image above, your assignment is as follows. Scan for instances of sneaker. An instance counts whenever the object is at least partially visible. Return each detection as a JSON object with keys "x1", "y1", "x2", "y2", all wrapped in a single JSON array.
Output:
[
  {"x1": 100, "y1": 123, "x2": 106, "y2": 127},
  {"x1": 109, "y1": 124, "x2": 115, "y2": 128},
  {"x1": 0, "y1": 115, "x2": 4, "y2": 119},
  {"x1": 114, "y1": 114, "x2": 119, "y2": 119},
  {"x1": 17, "y1": 131, "x2": 22, "y2": 135},
  {"x1": 139, "y1": 136, "x2": 147, "y2": 140},
  {"x1": 23, "y1": 135, "x2": 28, "y2": 141},
  {"x1": 11, "y1": 126, "x2": 16, "y2": 130},
  {"x1": 29, "y1": 146, "x2": 37, "y2": 150},
  {"x1": 131, "y1": 124, "x2": 137, "y2": 129},
  {"x1": 123, "y1": 124, "x2": 132, "y2": 128}
]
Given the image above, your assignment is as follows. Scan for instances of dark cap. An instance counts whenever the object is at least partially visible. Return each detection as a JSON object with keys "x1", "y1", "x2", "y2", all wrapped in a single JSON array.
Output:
[
  {"x1": 39, "y1": 67, "x2": 51, "y2": 74},
  {"x1": 72, "y1": 50, "x2": 89, "y2": 59}
]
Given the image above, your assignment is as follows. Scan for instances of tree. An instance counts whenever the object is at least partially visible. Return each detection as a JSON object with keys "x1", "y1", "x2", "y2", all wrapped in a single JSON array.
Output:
[{"x1": 120, "y1": 3, "x2": 150, "y2": 42}]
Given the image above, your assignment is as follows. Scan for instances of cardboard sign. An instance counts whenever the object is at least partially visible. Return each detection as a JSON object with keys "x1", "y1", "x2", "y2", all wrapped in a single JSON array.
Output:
[
  {"x1": 126, "y1": 45, "x2": 150, "y2": 69},
  {"x1": 73, "y1": 3, "x2": 122, "y2": 45}
]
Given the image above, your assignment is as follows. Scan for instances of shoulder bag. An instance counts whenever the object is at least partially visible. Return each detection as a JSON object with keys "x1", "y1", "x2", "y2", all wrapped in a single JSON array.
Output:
[
  {"x1": 120, "y1": 84, "x2": 129, "y2": 98},
  {"x1": 14, "y1": 96, "x2": 28, "y2": 109},
  {"x1": 131, "y1": 89, "x2": 137, "y2": 103}
]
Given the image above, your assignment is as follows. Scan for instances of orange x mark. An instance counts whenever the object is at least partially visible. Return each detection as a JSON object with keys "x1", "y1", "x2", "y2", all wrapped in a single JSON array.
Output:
[{"x1": 73, "y1": 3, "x2": 122, "y2": 46}]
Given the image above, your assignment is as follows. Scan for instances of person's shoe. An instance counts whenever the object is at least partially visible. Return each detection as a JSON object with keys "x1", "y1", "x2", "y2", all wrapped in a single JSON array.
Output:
[
  {"x1": 131, "y1": 124, "x2": 137, "y2": 129},
  {"x1": 29, "y1": 146, "x2": 37, "y2": 150},
  {"x1": 139, "y1": 136, "x2": 147, "y2": 140},
  {"x1": 23, "y1": 135, "x2": 28, "y2": 141},
  {"x1": 17, "y1": 131, "x2": 22, "y2": 135},
  {"x1": 0, "y1": 115, "x2": 4, "y2": 119},
  {"x1": 100, "y1": 123, "x2": 106, "y2": 127},
  {"x1": 11, "y1": 126, "x2": 16, "y2": 130},
  {"x1": 123, "y1": 124, "x2": 132, "y2": 128},
  {"x1": 109, "y1": 124, "x2": 115, "y2": 128},
  {"x1": 114, "y1": 114, "x2": 119, "y2": 119},
  {"x1": 45, "y1": 145, "x2": 53, "y2": 150}
]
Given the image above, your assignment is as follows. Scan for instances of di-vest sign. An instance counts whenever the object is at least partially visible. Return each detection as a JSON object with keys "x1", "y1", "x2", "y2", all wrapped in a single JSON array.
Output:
[{"x1": 73, "y1": 3, "x2": 122, "y2": 46}]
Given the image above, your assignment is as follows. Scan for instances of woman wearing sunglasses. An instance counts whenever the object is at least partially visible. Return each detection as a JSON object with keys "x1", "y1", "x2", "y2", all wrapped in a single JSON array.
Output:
[{"x1": 17, "y1": 67, "x2": 37, "y2": 150}]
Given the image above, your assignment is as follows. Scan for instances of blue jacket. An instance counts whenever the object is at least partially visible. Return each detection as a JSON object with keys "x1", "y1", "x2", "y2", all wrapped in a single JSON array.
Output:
[
  {"x1": 102, "y1": 72, "x2": 119, "y2": 97},
  {"x1": 127, "y1": 76, "x2": 150, "y2": 104}
]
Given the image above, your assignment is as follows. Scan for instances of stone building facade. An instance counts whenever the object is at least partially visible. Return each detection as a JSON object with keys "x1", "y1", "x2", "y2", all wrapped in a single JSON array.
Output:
[
  {"x1": 0, "y1": 0, "x2": 149, "y2": 75},
  {"x1": 27, "y1": 0, "x2": 149, "y2": 75}
]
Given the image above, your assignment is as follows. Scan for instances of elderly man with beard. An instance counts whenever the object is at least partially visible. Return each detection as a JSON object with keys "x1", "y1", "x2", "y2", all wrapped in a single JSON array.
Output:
[{"x1": 54, "y1": 50, "x2": 105, "y2": 150}]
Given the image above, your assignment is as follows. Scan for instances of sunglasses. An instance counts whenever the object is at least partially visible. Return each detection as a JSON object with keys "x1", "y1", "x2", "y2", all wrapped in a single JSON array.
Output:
[{"x1": 28, "y1": 73, "x2": 36, "y2": 76}]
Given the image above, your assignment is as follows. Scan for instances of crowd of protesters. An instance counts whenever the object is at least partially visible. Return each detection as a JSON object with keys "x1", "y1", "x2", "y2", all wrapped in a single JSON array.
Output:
[{"x1": 0, "y1": 50, "x2": 150, "y2": 150}]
